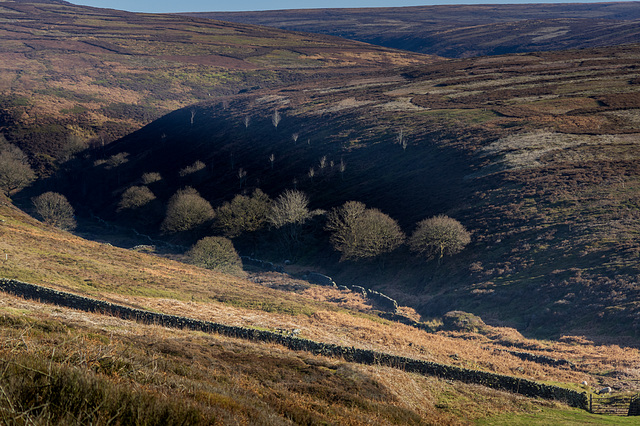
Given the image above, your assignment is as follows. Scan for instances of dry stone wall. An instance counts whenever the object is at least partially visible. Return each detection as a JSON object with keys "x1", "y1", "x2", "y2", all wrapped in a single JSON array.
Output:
[
  {"x1": 241, "y1": 257, "x2": 400, "y2": 313},
  {"x1": 0, "y1": 278, "x2": 588, "y2": 409}
]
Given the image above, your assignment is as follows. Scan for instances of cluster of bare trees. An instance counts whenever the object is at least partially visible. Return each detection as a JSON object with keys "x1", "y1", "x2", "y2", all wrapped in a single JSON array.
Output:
[
  {"x1": 3, "y1": 103, "x2": 469, "y2": 276},
  {"x1": 152, "y1": 181, "x2": 471, "y2": 268},
  {"x1": 325, "y1": 201, "x2": 470, "y2": 263},
  {"x1": 243, "y1": 110, "x2": 350, "y2": 192}
]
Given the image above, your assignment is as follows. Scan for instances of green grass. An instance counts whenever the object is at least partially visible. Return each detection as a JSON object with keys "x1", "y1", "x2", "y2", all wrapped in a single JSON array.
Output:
[{"x1": 478, "y1": 407, "x2": 640, "y2": 425}]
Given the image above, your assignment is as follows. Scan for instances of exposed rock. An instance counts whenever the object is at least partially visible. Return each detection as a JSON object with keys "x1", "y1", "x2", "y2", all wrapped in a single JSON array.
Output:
[{"x1": 366, "y1": 288, "x2": 398, "y2": 312}]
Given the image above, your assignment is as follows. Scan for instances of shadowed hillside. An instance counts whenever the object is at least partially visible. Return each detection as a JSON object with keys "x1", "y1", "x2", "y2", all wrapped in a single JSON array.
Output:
[
  {"x1": 193, "y1": 2, "x2": 640, "y2": 57},
  {"x1": 33, "y1": 42, "x2": 640, "y2": 341}
]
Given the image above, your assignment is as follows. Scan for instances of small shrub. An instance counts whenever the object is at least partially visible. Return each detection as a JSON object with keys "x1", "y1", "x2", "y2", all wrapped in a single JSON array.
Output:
[
  {"x1": 442, "y1": 311, "x2": 486, "y2": 333},
  {"x1": 105, "y1": 152, "x2": 129, "y2": 169},
  {"x1": 187, "y1": 236, "x2": 243, "y2": 275},
  {"x1": 179, "y1": 160, "x2": 206, "y2": 177}
]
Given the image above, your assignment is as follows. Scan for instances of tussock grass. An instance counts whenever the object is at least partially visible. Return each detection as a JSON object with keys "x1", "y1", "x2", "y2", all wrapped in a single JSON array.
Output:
[
  {"x1": 4, "y1": 194, "x2": 640, "y2": 394},
  {"x1": 0, "y1": 294, "x2": 567, "y2": 425},
  {"x1": 2, "y1": 195, "x2": 639, "y2": 421}
]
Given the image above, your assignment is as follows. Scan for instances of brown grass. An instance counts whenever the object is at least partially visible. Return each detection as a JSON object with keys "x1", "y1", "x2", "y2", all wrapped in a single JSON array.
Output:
[
  {"x1": 0, "y1": 292, "x2": 563, "y2": 424},
  {"x1": 2, "y1": 194, "x2": 640, "y2": 395}
]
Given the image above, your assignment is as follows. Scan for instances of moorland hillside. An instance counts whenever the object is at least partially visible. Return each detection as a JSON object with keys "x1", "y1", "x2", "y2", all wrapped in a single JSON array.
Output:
[
  {"x1": 195, "y1": 2, "x2": 640, "y2": 57},
  {"x1": 3, "y1": 1, "x2": 640, "y2": 422},
  {"x1": 31, "y1": 42, "x2": 640, "y2": 341},
  {"x1": 0, "y1": 0, "x2": 430, "y2": 172},
  {"x1": 2, "y1": 192, "x2": 640, "y2": 423}
]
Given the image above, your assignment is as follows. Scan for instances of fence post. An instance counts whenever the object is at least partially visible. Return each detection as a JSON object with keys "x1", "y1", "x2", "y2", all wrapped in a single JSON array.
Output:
[{"x1": 589, "y1": 394, "x2": 592, "y2": 413}]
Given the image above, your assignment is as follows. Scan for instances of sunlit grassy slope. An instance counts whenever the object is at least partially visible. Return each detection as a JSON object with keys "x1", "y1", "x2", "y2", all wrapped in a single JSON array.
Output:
[
  {"x1": 2, "y1": 193, "x2": 640, "y2": 422},
  {"x1": 0, "y1": 292, "x2": 574, "y2": 425}
]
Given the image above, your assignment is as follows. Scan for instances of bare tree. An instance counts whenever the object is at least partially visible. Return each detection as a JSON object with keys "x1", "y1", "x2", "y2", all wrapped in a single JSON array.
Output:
[
  {"x1": 237, "y1": 167, "x2": 247, "y2": 189},
  {"x1": 272, "y1": 110, "x2": 281, "y2": 128},
  {"x1": 141, "y1": 172, "x2": 162, "y2": 185},
  {"x1": 269, "y1": 153, "x2": 275, "y2": 170},
  {"x1": 326, "y1": 201, "x2": 404, "y2": 261},
  {"x1": 32, "y1": 192, "x2": 76, "y2": 230},
  {"x1": 268, "y1": 190, "x2": 310, "y2": 228},
  {"x1": 396, "y1": 129, "x2": 408, "y2": 151},
  {"x1": 339, "y1": 158, "x2": 346, "y2": 180},
  {"x1": 161, "y1": 187, "x2": 214, "y2": 233},
  {"x1": 59, "y1": 134, "x2": 86, "y2": 163},
  {"x1": 319, "y1": 156, "x2": 327, "y2": 171},
  {"x1": 190, "y1": 109, "x2": 196, "y2": 125},
  {"x1": 268, "y1": 189, "x2": 311, "y2": 249},
  {"x1": 0, "y1": 142, "x2": 35, "y2": 197},
  {"x1": 214, "y1": 189, "x2": 272, "y2": 238},
  {"x1": 409, "y1": 215, "x2": 471, "y2": 261},
  {"x1": 308, "y1": 167, "x2": 315, "y2": 181},
  {"x1": 291, "y1": 133, "x2": 299, "y2": 144},
  {"x1": 118, "y1": 186, "x2": 156, "y2": 211},
  {"x1": 243, "y1": 115, "x2": 251, "y2": 128}
]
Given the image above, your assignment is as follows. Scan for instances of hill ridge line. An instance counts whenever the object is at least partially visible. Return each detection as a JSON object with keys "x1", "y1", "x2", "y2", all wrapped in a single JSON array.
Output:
[{"x1": 0, "y1": 278, "x2": 587, "y2": 408}]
